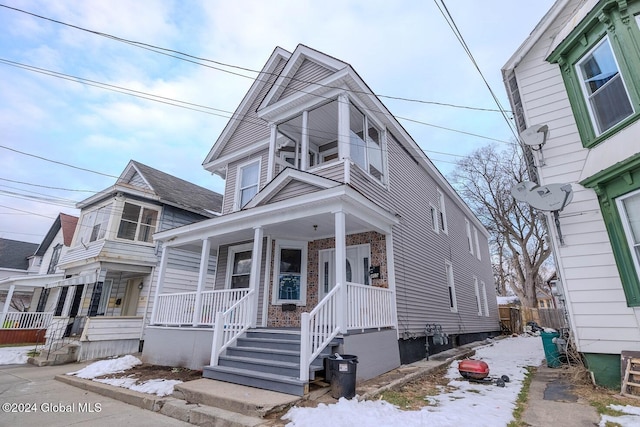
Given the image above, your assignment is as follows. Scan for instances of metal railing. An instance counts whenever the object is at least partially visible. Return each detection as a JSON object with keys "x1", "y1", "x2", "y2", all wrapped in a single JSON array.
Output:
[
  {"x1": 209, "y1": 289, "x2": 255, "y2": 366},
  {"x1": 153, "y1": 289, "x2": 249, "y2": 326},
  {"x1": 1, "y1": 312, "x2": 53, "y2": 330}
]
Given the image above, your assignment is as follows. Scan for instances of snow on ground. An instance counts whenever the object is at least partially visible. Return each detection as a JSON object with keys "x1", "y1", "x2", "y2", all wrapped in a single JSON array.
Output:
[
  {"x1": 66, "y1": 355, "x2": 181, "y2": 397},
  {"x1": 600, "y1": 405, "x2": 640, "y2": 427},
  {"x1": 0, "y1": 345, "x2": 35, "y2": 365}
]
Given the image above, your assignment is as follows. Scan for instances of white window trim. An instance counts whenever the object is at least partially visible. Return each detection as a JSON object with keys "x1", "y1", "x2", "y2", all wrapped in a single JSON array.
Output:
[
  {"x1": 474, "y1": 227, "x2": 481, "y2": 260},
  {"x1": 617, "y1": 189, "x2": 640, "y2": 283},
  {"x1": 75, "y1": 200, "x2": 113, "y2": 247},
  {"x1": 272, "y1": 239, "x2": 308, "y2": 306},
  {"x1": 481, "y1": 281, "x2": 489, "y2": 317},
  {"x1": 348, "y1": 100, "x2": 387, "y2": 185},
  {"x1": 575, "y1": 36, "x2": 634, "y2": 136},
  {"x1": 97, "y1": 279, "x2": 113, "y2": 316},
  {"x1": 226, "y1": 243, "x2": 254, "y2": 290},
  {"x1": 115, "y1": 200, "x2": 161, "y2": 245},
  {"x1": 445, "y1": 260, "x2": 457, "y2": 312},
  {"x1": 235, "y1": 158, "x2": 261, "y2": 211},
  {"x1": 437, "y1": 189, "x2": 448, "y2": 234},
  {"x1": 465, "y1": 219, "x2": 474, "y2": 255},
  {"x1": 429, "y1": 204, "x2": 439, "y2": 234},
  {"x1": 473, "y1": 277, "x2": 482, "y2": 316}
]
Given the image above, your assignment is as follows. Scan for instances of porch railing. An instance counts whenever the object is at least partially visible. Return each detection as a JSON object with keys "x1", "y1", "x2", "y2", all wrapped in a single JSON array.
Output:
[
  {"x1": 347, "y1": 282, "x2": 395, "y2": 330},
  {"x1": 210, "y1": 289, "x2": 255, "y2": 366},
  {"x1": 1, "y1": 312, "x2": 53, "y2": 330},
  {"x1": 153, "y1": 289, "x2": 249, "y2": 326},
  {"x1": 299, "y1": 283, "x2": 342, "y2": 382}
]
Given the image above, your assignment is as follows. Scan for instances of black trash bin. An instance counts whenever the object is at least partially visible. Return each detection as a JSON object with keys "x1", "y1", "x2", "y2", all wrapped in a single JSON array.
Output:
[{"x1": 327, "y1": 354, "x2": 358, "y2": 399}]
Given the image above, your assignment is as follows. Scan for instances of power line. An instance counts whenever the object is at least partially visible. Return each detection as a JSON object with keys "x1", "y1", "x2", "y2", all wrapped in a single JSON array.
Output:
[
  {"x1": 0, "y1": 3, "x2": 508, "y2": 114},
  {"x1": 0, "y1": 203, "x2": 57, "y2": 219},
  {"x1": 0, "y1": 177, "x2": 96, "y2": 193}
]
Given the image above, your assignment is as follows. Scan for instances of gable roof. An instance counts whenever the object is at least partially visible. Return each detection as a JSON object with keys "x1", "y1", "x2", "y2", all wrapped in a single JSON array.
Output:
[
  {"x1": 35, "y1": 213, "x2": 79, "y2": 256},
  {"x1": 77, "y1": 160, "x2": 223, "y2": 218},
  {"x1": 0, "y1": 238, "x2": 38, "y2": 270}
]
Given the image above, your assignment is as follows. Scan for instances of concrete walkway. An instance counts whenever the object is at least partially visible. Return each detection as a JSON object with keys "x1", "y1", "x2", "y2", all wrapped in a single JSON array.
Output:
[
  {"x1": 0, "y1": 362, "x2": 190, "y2": 427},
  {"x1": 521, "y1": 364, "x2": 600, "y2": 427}
]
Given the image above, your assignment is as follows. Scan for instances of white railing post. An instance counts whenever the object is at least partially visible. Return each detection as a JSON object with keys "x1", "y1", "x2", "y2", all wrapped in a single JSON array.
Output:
[
  {"x1": 193, "y1": 238, "x2": 211, "y2": 326},
  {"x1": 210, "y1": 311, "x2": 224, "y2": 366},
  {"x1": 300, "y1": 312, "x2": 311, "y2": 381},
  {"x1": 150, "y1": 245, "x2": 170, "y2": 324},
  {"x1": 1, "y1": 284, "x2": 15, "y2": 327}
]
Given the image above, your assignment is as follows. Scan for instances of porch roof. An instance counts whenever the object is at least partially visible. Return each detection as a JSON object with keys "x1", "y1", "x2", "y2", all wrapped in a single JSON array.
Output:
[
  {"x1": 155, "y1": 184, "x2": 399, "y2": 251},
  {"x1": 0, "y1": 273, "x2": 64, "y2": 291}
]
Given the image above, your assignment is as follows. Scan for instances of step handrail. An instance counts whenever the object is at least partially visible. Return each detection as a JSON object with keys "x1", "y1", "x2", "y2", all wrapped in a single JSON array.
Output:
[
  {"x1": 210, "y1": 289, "x2": 255, "y2": 366},
  {"x1": 299, "y1": 282, "x2": 342, "y2": 382}
]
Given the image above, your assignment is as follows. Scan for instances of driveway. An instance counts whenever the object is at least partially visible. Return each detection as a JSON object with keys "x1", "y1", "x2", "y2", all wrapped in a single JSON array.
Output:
[{"x1": 0, "y1": 362, "x2": 190, "y2": 427}]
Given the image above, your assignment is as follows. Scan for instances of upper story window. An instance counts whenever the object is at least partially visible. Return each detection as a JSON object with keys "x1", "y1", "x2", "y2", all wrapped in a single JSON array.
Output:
[
  {"x1": 445, "y1": 260, "x2": 457, "y2": 312},
  {"x1": 236, "y1": 159, "x2": 260, "y2": 209},
  {"x1": 437, "y1": 189, "x2": 448, "y2": 234},
  {"x1": 77, "y1": 203, "x2": 112, "y2": 245},
  {"x1": 429, "y1": 204, "x2": 439, "y2": 234},
  {"x1": 473, "y1": 227, "x2": 481, "y2": 260},
  {"x1": 618, "y1": 189, "x2": 640, "y2": 286},
  {"x1": 548, "y1": 2, "x2": 640, "y2": 148},
  {"x1": 349, "y1": 103, "x2": 384, "y2": 182},
  {"x1": 117, "y1": 202, "x2": 159, "y2": 243},
  {"x1": 47, "y1": 244, "x2": 62, "y2": 274},
  {"x1": 465, "y1": 219, "x2": 474, "y2": 255},
  {"x1": 576, "y1": 37, "x2": 633, "y2": 135}
]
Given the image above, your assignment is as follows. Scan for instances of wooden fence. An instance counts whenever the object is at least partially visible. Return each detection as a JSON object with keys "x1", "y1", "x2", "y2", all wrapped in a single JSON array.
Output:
[{"x1": 499, "y1": 306, "x2": 566, "y2": 333}]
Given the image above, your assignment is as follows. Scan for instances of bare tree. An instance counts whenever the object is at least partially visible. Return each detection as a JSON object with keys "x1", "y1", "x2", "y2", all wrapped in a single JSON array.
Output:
[{"x1": 451, "y1": 144, "x2": 552, "y2": 308}]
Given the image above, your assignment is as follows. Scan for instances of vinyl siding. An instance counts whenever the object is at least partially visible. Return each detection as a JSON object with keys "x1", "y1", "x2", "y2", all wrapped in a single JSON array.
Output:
[
  {"x1": 268, "y1": 181, "x2": 326, "y2": 204},
  {"x1": 159, "y1": 205, "x2": 210, "y2": 232},
  {"x1": 278, "y1": 59, "x2": 335, "y2": 101},
  {"x1": 511, "y1": 0, "x2": 640, "y2": 354},
  {"x1": 218, "y1": 58, "x2": 287, "y2": 158}
]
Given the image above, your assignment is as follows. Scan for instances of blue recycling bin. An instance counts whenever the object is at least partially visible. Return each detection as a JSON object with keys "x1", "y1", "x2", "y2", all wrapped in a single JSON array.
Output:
[{"x1": 540, "y1": 331, "x2": 562, "y2": 368}]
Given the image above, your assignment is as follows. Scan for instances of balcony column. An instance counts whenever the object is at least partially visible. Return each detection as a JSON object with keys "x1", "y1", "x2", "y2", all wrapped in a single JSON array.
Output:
[
  {"x1": 249, "y1": 227, "x2": 264, "y2": 327},
  {"x1": 193, "y1": 238, "x2": 212, "y2": 326},
  {"x1": 301, "y1": 111, "x2": 309, "y2": 171},
  {"x1": 150, "y1": 245, "x2": 170, "y2": 324},
  {"x1": 334, "y1": 210, "x2": 347, "y2": 333},
  {"x1": 338, "y1": 92, "x2": 350, "y2": 161},
  {"x1": 1, "y1": 284, "x2": 15, "y2": 327},
  {"x1": 267, "y1": 123, "x2": 277, "y2": 182}
]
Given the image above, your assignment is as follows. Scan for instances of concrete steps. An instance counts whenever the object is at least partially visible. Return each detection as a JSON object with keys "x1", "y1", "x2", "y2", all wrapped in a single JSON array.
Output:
[
  {"x1": 28, "y1": 342, "x2": 80, "y2": 366},
  {"x1": 203, "y1": 328, "x2": 341, "y2": 396}
]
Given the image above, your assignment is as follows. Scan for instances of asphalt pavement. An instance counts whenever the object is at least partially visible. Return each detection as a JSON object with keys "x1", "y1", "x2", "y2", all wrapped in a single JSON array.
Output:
[{"x1": 0, "y1": 362, "x2": 190, "y2": 427}]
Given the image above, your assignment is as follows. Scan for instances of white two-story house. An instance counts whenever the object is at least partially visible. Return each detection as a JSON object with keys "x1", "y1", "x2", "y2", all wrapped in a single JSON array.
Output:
[
  {"x1": 503, "y1": 0, "x2": 640, "y2": 389},
  {"x1": 143, "y1": 45, "x2": 499, "y2": 396}
]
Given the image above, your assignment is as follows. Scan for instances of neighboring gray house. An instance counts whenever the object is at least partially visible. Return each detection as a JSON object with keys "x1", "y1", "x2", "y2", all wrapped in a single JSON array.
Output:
[
  {"x1": 143, "y1": 44, "x2": 500, "y2": 396},
  {"x1": 503, "y1": 0, "x2": 640, "y2": 388},
  {"x1": 11, "y1": 160, "x2": 222, "y2": 361},
  {"x1": 0, "y1": 238, "x2": 39, "y2": 280}
]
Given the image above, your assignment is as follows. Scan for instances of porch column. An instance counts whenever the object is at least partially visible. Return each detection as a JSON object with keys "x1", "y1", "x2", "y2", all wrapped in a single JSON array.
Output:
[
  {"x1": 193, "y1": 238, "x2": 212, "y2": 326},
  {"x1": 385, "y1": 232, "x2": 399, "y2": 336},
  {"x1": 267, "y1": 123, "x2": 277, "y2": 182},
  {"x1": 334, "y1": 210, "x2": 347, "y2": 333},
  {"x1": 337, "y1": 92, "x2": 350, "y2": 161},
  {"x1": 61, "y1": 285, "x2": 75, "y2": 317},
  {"x1": 301, "y1": 111, "x2": 309, "y2": 171},
  {"x1": 1, "y1": 284, "x2": 15, "y2": 326},
  {"x1": 150, "y1": 245, "x2": 170, "y2": 324},
  {"x1": 249, "y1": 227, "x2": 264, "y2": 328}
]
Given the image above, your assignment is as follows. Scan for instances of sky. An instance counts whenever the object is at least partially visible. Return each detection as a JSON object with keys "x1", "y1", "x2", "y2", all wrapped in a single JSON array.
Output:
[
  {"x1": 3, "y1": 336, "x2": 640, "y2": 425},
  {"x1": 0, "y1": 0, "x2": 557, "y2": 244}
]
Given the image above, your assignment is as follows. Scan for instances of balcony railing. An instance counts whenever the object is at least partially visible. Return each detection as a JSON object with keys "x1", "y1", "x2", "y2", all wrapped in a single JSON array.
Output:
[{"x1": 152, "y1": 289, "x2": 249, "y2": 327}]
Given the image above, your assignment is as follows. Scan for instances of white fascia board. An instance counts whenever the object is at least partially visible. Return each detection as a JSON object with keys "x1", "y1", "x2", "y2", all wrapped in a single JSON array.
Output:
[
  {"x1": 202, "y1": 47, "x2": 291, "y2": 166},
  {"x1": 202, "y1": 139, "x2": 270, "y2": 175},
  {"x1": 547, "y1": 0, "x2": 599, "y2": 57},
  {"x1": 76, "y1": 184, "x2": 160, "y2": 210},
  {"x1": 502, "y1": 0, "x2": 570, "y2": 72},
  {"x1": 156, "y1": 185, "x2": 398, "y2": 248},
  {"x1": 257, "y1": 69, "x2": 350, "y2": 122},
  {"x1": 244, "y1": 168, "x2": 339, "y2": 208},
  {"x1": 0, "y1": 273, "x2": 64, "y2": 290}
]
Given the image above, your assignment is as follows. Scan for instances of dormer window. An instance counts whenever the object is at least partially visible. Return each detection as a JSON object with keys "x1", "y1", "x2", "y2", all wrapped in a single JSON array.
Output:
[{"x1": 236, "y1": 159, "x2": 261, "y2": 209}]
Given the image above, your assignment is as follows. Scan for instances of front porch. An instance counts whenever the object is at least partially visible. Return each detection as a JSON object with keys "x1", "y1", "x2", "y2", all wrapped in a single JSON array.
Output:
[{"x1": 144, "y1": 182, "x2": 402, "y2": 394}]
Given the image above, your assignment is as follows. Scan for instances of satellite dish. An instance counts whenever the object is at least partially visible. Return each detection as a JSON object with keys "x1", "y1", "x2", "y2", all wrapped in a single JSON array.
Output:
[
  {"x1": 511, "y1": 181, "x2": 537, "y2": 202},
  {"x1": 521, "y1": 124, "x2": 549, "y2": 147},
  {"x1": 524, "y1": 183, "x2": 573, "y2": 211}
]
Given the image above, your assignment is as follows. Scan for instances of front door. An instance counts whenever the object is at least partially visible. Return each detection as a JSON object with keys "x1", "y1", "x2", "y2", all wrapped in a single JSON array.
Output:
[
  {"x1": 122, "y1": 279, "x2": 142, "y2": 316},
  {"x1": 319, "y1": 244, "x2": 371, "y2": 299}
]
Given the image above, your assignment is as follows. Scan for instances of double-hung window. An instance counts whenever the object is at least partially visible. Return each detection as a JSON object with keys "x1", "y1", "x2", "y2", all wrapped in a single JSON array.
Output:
[
  {"x1": 77, "y1": 203, "x2": 112, "y2": 245},
  {"x1": 465, "y1": 219, "x2": 473, "y2": 255},
  {"x1": 576, "y1": 37, "x2": 633, "y2": 135},
  {"x1": 437, "y1": 189, "x2": 448, "y2": 234},
  {"x1": 445, "y1": 260, "x2": 457, "y2": 312},
  {"x1": 117, "y1": 202, "x2": 159, "y2": 243},
  {"x1": 349, "y1": 103, "x2": 385, "y2": 183},
  {"x1": 618, "y1": 189, "x2": 640, "y2": 287},
  {"x1": 227, "y1": 244, "x2": 253, "y2": 289},
  {"x1": 236, "y1": 159, "x2": 260, "y2": 209}
]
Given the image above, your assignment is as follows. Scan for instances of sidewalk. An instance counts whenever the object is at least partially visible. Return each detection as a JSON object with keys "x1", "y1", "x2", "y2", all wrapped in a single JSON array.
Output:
[{"x1": 521, "y1": 364, "x2": 599, "y2": 426}]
